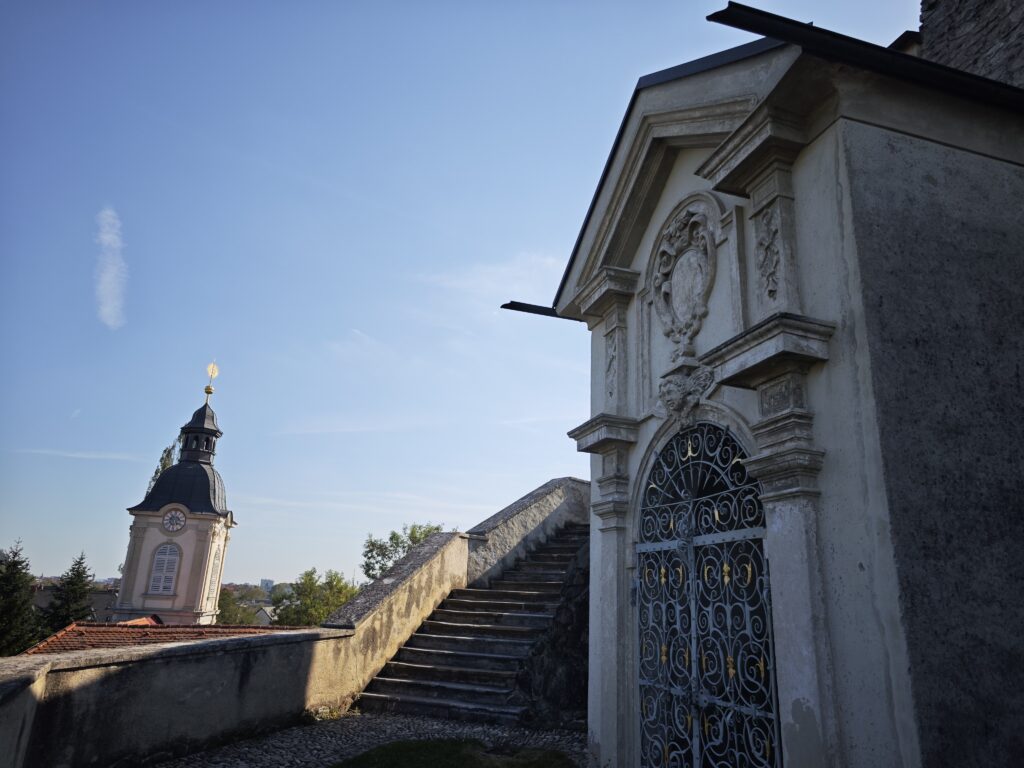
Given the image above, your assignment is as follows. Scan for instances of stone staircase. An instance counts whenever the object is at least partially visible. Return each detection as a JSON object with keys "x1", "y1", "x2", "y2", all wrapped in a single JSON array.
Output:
[{"x1": 357, "y1": 522, "x2": 589, "y2": 724}]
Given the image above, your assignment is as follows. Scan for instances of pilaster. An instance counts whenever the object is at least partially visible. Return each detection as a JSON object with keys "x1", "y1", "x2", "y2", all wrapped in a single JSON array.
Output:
[
  {"x1": 115, "y1": 520, "x2": 147, "y2": 614},
  {"x1": 699, "y1": 312, "x2": 842, "y2": 766},
  {"x1": 697, "y1": 104, "x2": 807, "y2": 319},
  {"x1": 571, "y1": 265, "x2": 640, "y2": 768}
]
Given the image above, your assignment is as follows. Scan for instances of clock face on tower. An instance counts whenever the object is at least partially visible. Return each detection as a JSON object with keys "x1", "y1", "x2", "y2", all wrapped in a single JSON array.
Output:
[{"x1": 162, "y1": 509, "x2": 186, "y2": 532}]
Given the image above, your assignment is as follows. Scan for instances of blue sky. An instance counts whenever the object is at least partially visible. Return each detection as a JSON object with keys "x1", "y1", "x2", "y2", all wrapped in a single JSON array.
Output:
[{"x1": 0, "y1": 1, "x2": 919, "y2": 584}]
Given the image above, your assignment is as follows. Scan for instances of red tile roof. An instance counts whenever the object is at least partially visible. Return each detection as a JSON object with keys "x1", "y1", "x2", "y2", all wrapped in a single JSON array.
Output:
[{"x1": 22, "y1": 622, "x2": 309, "y2": 655}]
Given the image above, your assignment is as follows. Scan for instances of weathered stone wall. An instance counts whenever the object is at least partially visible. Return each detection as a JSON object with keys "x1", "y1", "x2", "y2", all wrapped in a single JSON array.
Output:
[
  {"x1": 0, "y1": 629, "x2": 356, "y2": 768},
  {"x1": 465, "y1": 478, "x2": 589, "y2": 587},
  {"x1": 841, "y1": 118, "x2": 1024, "y2": 767},
  {"x1": 516, "y1": 540, "x2": 589, "y2": 730},
  {"x1": 920, "y1": 0, "x2": 1024, "y2": 87},
  {"x1": 0, "y1": 533, "x2": 470, "y2": 768}
]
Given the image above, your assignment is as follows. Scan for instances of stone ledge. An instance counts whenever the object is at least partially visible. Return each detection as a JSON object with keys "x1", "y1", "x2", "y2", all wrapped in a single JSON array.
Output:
[
  {"x1": 466, "y1": 477, "x2": 588, "y2": 536},
  {"x1": 0, "y1": 627, "x2": 349, "y2": 682},
  {"x1": 574, "y1": 266, "x2": 639, "y2": 323},
  {"x1": 568, "y1": 413, "x2": 641, "y2": 454},
  {"x1": 323, "y1": 532, "x2": 464, "y2": 629},
  {"x1": 700, "y1": 312, "x2": 835, "y2": 387}
]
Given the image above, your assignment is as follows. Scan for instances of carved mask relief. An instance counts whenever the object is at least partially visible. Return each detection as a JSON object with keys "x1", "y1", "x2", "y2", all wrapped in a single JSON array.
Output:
[{"x1": 652, "y1": 199, "x2": 719, "y2": 360}]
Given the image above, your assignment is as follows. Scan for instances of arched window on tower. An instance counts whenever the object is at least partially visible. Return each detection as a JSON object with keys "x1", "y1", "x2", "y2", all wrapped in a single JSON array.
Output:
[
  {"x1": 149, "y1": 544, "x2": 180, "y2": 594},
  {"x1": 206, "y1": 547, "x2": 222, "y2": 609}
]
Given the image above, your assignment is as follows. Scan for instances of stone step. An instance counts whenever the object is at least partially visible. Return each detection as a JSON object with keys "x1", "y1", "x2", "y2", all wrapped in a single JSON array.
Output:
[
  {"x1": 420, "y1": 620, "x2": 545, "y2": 640},
  {"x1": 357, "y1": 692, "x2": 525, "y2": 726},
  {"x1": 381, "y1": 660, "x2": 518, "y2": 687},
  {"x1": 489, "y1": 579, "x2": 563, "y2": 593},
  {"x1": 431, "y1": 608, "x2": 553, "y2": 628},
  {"x1": 405, "y1": 632, "x2": 534, "y2": 656},
  {"x1": 533, "y1": 544, "x2": 586, "y2": 554},
  {"x1": 517, "y1": 560, "x2": 571, "y2": 572},
  {"x1": 358, "y1": 520, "x2": 590, "y2": 726},
  {"x1": 443, "y1": 597, "x2": 559, "y2": 614},
  {"x1": 366, "y1": 676, "x2": 514, "y2": 707},
  {"x1": 524, "y1": 553, "x2": 574, "y2": 564},
  {"x1": 448, "y1": 593, "x2": 561, "y2": 606},
  {"x1": 394, "y1": 645, "x2": 524, "y2": 671},
  {"x1": 501, "y1": 569, "x2": 568, "y2": 582}
]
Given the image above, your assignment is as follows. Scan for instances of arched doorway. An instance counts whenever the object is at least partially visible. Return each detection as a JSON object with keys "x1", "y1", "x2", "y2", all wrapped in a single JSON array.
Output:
[{"x1": 637, "y1": 422, "x2": 781, "y2": 767}]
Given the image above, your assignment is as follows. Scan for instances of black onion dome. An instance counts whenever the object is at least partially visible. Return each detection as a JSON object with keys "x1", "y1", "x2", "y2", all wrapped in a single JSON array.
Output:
[{"x1": 129, "y1": 462, "x2": 229, "y2": 516}]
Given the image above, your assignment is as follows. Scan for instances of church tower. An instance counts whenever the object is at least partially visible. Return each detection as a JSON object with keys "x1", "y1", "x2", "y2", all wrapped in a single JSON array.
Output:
[{"x1": 114, "y1": 366, "x2": 236, "y2": 625}]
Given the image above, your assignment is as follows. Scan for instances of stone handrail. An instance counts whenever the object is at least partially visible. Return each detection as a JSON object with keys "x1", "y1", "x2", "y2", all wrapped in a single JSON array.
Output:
[
  {"x1": 465, "y1": 477, "x2": 589, "y2": 586},
  {"x1": 323, "y1": 531, "x2": 468, "y2": 632}
]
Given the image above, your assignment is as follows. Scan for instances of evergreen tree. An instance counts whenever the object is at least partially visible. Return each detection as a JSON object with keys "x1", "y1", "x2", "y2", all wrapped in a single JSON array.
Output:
[
  {"x1": 361, "y1": 522, "x2": 443, "y2": 580},
  {"x1": 44, "y1": 553, "x2": 94, "y2": 633},
  {"x1": 146, "y1": 438, "x2": 180, "y2": 495},
  {"x1": 0, "y1": 541, "x2": 42, "y2": 656}
]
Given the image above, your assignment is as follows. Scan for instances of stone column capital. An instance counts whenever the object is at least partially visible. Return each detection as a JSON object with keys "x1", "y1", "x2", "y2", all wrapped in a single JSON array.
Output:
[{"x1": 575, "y1": 266, "x2": 639, "y2": 329}]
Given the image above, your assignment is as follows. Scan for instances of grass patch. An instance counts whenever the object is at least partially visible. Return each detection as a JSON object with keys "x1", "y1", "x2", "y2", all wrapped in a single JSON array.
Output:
[{"x1": 332, "y1": 738, "x2": 576, "y2": 768}]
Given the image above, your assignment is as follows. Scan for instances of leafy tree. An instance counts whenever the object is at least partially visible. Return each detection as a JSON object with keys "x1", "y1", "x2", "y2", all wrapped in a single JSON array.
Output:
[
  {"x1": 271, "y1": 568, "x2": 358, "y2": 626},
  {"x1": 361, "y1": 523, "x2": 443, "y2": 580},
  {"x1": 217, "y1": 587, "x2": 257, "y2": 625},
  {"x1": 0, "y1": 541, "x2": 43, "y2": 656},
  {"x1": 146, "y1": 438, "x2": 180, "y2": 495},
  {"x1": 43, "y1": 553, "x2": 94, "y2": 633}
]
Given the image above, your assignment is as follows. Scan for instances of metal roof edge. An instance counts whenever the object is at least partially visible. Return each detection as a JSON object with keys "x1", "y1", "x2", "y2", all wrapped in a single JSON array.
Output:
[{"x1": 707, "y1": 2, "x2": 1024, "y2": 113}]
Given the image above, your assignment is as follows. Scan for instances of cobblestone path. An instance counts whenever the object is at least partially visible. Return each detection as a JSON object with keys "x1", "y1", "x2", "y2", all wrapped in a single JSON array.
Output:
[{"x1": 159, "y1": 713, "x2": 587, "y2": 767}]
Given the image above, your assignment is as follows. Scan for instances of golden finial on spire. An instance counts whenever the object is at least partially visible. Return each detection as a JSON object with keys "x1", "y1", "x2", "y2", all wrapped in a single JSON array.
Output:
[{"x1": 205, "y1": 361, "x2": 219, "y2": 404}]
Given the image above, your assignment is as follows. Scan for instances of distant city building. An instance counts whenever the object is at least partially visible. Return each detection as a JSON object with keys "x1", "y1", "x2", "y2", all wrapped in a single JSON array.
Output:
[
  {"x1": 259, "y1": 579, "x2": 274, "y2": 594},
  {"x1": 113, "y1": 370, "x2": 236, "y2": 625}
]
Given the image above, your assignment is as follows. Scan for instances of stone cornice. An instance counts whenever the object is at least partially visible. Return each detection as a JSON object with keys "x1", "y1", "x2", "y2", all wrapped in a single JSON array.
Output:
[
  {"x1": 568, "y1": 413, "x2": 641, "y2": 454},
  {"x1": 700, "y1": 312, "x2": 835, "y2": 388},
  {"x1": 575, "y1": 266, "x2": 640, "y2": 324},
  {"x1": 696, "y1": 103, "x2": 807, "y2": 197}
]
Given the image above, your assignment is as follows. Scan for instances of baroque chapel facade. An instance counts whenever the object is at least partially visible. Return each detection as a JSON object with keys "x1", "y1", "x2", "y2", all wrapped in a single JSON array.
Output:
[
  {"x1": 519, "y1": 4, "x2": 1024, "y2": 767},
  {"x1": 113, "y1": 387, "x2": 235, "y2": 626}
]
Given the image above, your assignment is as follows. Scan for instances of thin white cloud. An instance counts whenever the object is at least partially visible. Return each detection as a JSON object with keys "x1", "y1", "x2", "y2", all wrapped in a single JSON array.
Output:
[
  {"x1": 13, "y1": 448, "x2": 145, "y2": 462},
  {"x1": 95, "y1": 207, "x2": 127, "y2": 329}
]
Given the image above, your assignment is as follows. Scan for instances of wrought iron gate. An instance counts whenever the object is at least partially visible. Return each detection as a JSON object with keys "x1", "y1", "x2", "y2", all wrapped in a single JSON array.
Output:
[{"x1": 637, "y1": 422, "x2": 781, "y2": 767}]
